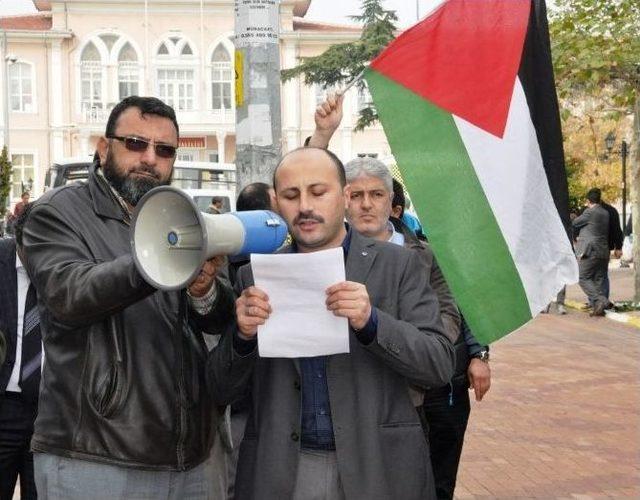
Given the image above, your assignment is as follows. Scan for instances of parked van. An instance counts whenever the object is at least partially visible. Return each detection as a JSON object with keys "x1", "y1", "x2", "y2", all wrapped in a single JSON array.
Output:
[{"x1": 44, "y1": 159, "x2": 236, "y2": 211}]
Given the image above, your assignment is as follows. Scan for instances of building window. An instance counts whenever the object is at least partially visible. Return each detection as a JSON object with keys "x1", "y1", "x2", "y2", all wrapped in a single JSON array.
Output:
[
  {"x1": 118, "y1": 42, "x2": 139, "y2": 100},
  {"x1": 155, "y1": 34, "x2": 197, "y2": 111},
  {"x1": 207, "y1": 150, "x2": 219, "y2": 163},
  {"x1": 157, "y1": 69, "x2": 195, "y2": 111},
  {"x1": 8, "y1": 62, "x2": 34, "y2": 113},
  {"x1": 80, "y1": 42, "x2": 103, "y2": 110},
  {"x1": 11, "y1": 153, "x2": 35, "y2": 199},
  {"x1": 211, "y1": 44, "x2": 232, "y2": 110},
  {"x1": 177, "y1": 150, "x2": 196, "y2": 162}
]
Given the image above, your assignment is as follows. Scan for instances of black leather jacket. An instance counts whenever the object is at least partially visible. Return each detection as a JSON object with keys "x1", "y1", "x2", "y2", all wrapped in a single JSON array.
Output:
[{"x1": 22, "y1": 164, "x2": 250, "y2": 471}]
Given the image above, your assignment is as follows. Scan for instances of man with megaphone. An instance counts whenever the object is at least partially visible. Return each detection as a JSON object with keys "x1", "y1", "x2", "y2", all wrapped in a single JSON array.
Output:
[{"x1": 20, "y1": 96, "x2": 251, "y2": 499}]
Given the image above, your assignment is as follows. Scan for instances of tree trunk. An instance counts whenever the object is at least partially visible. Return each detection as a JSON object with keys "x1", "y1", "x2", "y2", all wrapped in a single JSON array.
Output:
[{"x1": 633, "y1": 96, "x2": 640, "y2": 301}]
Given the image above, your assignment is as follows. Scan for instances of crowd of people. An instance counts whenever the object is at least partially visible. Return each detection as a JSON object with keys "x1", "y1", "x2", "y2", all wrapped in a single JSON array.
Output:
[
  {"x1": 1, "y1": 90, "x2": 627, "y2": 500},
  {"x1": 0, "y1": 95, "x2": 493, "y2": 500}
]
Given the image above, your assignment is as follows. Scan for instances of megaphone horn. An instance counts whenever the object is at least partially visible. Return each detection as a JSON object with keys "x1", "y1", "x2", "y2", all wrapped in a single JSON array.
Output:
[{"x1": 131, "y1": 186, "x2": 287, "y2": 290}]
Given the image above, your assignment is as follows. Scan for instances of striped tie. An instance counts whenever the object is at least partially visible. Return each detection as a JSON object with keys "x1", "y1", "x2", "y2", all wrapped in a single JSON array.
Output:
[{"x1": 19, "y1": 284, "x2": 41, "y2": 403}]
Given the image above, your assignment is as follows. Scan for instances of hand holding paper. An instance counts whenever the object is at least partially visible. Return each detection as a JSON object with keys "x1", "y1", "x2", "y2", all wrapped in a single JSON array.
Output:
[
  {"x1": 249, "y1": 247, "x2": 350, "y2": 358},
  {"x1": 325, "y1": 281, "x2": 372, "y2": 331}
]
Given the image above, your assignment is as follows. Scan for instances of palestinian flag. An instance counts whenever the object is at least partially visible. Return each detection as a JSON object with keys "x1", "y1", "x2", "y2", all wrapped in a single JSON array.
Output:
[{"x1": 365, "y1": 0, "x2": 578, "y2": 344}]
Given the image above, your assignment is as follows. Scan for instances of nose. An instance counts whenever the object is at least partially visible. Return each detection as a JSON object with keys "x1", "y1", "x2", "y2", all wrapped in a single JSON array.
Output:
[
  {"x1": 139, "y1": 141, "x2": 157, "y2": 165},
  {"x1": 361, "y1": 193, "x2": 372, "y2": 209},
  {"x1": 299, "y1": 192, "x2": 313, "y2": 213}
]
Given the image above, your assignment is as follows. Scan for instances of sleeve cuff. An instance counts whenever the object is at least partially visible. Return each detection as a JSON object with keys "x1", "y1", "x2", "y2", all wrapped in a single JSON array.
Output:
[
  {"x1": 188, "y1": 281, "x2": 218, "y2": 315},
  {"x1": 354, "y1": 307, "x2": 378, "y2": 345},
  {"x1": 233, "y1": 332, "x2": 258, "y2": 356}
]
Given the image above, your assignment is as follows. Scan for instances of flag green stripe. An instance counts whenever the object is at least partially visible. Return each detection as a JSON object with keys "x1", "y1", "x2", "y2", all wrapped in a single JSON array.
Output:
[{"x1": 366, "y1": 69, "x2": 532, "y2": 344}]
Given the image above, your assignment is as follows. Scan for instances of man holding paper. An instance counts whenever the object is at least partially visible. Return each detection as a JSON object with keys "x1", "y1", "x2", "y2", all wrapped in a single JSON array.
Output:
[{"x1": 229, "y1": 147, "x2": 454, "y2": 500}]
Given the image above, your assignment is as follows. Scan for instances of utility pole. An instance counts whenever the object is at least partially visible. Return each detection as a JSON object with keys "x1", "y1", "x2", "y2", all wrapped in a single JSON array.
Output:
[{"x1": 234, "y1": 0, "x2": 282, "y2": 190}]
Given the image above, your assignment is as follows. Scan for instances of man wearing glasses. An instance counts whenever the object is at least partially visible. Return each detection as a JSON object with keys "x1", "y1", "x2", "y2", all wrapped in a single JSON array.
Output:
[{"x1": 20, "y1": 96, "x2": 250, "y2": 499}]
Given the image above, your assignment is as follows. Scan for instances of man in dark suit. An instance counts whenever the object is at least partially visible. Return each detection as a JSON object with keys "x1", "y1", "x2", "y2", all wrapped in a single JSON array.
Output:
[
  {"x1": 572, "y1": 189, "x2": 610, "y2": 316},
  {"x1": 0, "y1": 203, "x2": 40, "y2": 500},
  {"x1": 597, "y1": 189, "x2": 624, "y2": 299},
  {"x1": 229, "y1": 147, "x2": 454, "y2": 500}
]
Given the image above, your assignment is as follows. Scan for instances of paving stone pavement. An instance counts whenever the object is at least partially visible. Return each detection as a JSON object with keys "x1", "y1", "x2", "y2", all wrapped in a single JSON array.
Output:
[{"x1": 454, "y1": 307, "x2": 640, "y2": 499}]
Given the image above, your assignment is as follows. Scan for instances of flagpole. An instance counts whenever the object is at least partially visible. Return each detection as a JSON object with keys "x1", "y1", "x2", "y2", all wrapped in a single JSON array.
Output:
[{"x1": 338, "y1": 68, "x2": 366, "y2": 96}]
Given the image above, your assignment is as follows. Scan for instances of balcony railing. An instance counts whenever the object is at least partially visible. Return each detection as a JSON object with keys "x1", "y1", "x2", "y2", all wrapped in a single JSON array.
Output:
[
  {"x1": 78, "y1": 102, "x2": 235, "y2": 125},
  {"x1": 79, "y1": 102, "x2": 116, "y2": 124}
]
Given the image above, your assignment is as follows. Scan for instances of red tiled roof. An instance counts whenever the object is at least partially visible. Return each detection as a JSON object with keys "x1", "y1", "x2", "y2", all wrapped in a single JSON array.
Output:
[
  {"x1": 0, "y1": 13, "x2": 52, "y2": 31},
  {"x1": 293, "y1": 18, "x2": 361, "y2": 33},
  {"x1": 32, "y1": 0, "x2": 52, "y2": 12}
]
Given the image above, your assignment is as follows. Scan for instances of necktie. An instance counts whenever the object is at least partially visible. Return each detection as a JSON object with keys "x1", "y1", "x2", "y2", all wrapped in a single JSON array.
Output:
[{"x1": 19, "y1": 284, "x2": 41, "y2": 403}]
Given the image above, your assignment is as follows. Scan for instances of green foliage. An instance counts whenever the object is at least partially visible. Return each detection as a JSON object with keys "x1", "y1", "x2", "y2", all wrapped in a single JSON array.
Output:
[
  {"x1": 0, "y1": 146, "x2": 12, "y2": 218},
  {"x1": 281, "y1": 0, "x2": 398, "y2": 130},
  {"x1": 550, "y1": 0, "x2": 639, "y2": 205},
  {"x1": 549, "y1": 0, "x2": 639, "y2": 112}
]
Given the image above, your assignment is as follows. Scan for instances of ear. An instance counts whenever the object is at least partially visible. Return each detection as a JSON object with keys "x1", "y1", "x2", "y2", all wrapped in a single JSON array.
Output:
[
  {"x1": 96, "y1": 137, "x2": 109, "y2": 166},
  {"x1": 343, "y1": 184, "x2": 351, "y2": 209}
]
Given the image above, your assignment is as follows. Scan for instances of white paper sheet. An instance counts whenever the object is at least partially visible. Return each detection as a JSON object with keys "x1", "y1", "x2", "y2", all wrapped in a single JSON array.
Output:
[{"x1": 250, "y1": 247, "x2": 350, "y2": 358}]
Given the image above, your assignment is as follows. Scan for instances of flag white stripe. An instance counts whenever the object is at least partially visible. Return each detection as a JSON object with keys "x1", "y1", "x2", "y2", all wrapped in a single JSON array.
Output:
[{"x1": 453, "y1": 79, "x2": 578, "y2": 315}]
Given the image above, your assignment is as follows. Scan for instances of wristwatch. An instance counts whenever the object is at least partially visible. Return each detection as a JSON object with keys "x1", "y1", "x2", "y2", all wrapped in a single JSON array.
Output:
[{"x1": 471, "y1": 349, "x2": 490, "y2": 362}]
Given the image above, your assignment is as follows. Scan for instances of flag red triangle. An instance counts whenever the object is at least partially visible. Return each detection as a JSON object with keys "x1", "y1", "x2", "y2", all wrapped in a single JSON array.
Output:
[{"x1": 370, "y1": 0, "x2": 531, "y2": 138}]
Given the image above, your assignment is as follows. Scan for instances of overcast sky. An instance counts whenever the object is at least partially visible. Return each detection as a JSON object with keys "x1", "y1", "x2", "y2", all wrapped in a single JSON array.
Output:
[{"x1": 2, "y1": 0, "x2": 445, "y2": 26}]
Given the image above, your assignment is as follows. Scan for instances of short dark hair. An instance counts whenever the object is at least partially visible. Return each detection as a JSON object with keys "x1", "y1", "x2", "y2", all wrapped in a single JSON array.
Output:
[
  {"x1": 14, "y1": 202, "x2": 34, "y2": 248},
  {"x1": 236, "y1": 182, "x2": 272, "y2": 212},
  {"x1": 392, "y1": 178, "x2": 405, "y2": 216},
  {"x1": 105, "y1": 96, "x2": 179, "y2": 140},
  {"x1": 587, "y1": 188, "x2": 601, "y2": 204},
  {"x1": 211, "y1": 196, "x2": 224, "y2": 205},
  {"x1": 273, "y1": 147, "x2": 346, "y2": 190},
  {"x1": 21, "y1": 191, "x2": 30, "y2": 198}
]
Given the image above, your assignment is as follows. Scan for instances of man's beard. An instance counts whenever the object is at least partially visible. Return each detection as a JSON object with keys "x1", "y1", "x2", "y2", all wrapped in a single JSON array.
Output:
[{"x1": 102, "y1": 151, "x2": 172, "y2": 206}]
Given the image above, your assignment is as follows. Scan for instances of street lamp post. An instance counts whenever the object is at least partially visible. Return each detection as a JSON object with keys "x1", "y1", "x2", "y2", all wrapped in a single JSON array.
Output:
[
  {"x1": 621, "y1": 140, "x2": 628, "y2": 230},
  {"x1": 604, "y1": 131, "x2": 629, "y2": 230}
]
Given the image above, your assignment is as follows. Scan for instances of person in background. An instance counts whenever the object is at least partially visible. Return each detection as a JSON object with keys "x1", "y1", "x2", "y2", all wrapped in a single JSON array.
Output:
[
  {"x1": 208, "y1": 196, "x2": 226, "y2": 214},
  {"x1": 572, "y1": 188, "x2": 610, "y2": 316},
  {"x1": 13, "y1": 192, "x2": 30, "y2": 219},
  {"x1": 347, "y1": 163, "x2": 490, "y2": 500},
  {"x1": 0, "y1": 203, "x2": 40, "y2": 500},
  {"x1": 226, "y1": 181, "x2": 276, "y2": 499}
]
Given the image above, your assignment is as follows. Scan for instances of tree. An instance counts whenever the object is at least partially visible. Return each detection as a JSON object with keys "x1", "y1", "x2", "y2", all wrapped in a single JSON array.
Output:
[
  {"x1": 0, "y1": 146, "x2": 11, "y2": 220},
  {"x1": 549, "y1": 0, "x2": 640, "y2": 298},
  {"x1": 281, "y1": 0, "x2": 397, "y2": 131}
]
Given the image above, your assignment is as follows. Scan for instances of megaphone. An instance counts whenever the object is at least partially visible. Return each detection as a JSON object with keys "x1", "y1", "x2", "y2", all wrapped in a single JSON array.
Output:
[{"x1": 131, "y1": 186, "x2": 287, "y2": 290}]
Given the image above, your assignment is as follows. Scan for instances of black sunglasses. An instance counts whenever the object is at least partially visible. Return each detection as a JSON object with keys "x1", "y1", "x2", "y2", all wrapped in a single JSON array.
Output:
[{"x1": 108, "y1": 135, "x2": 178, "y2": 159}]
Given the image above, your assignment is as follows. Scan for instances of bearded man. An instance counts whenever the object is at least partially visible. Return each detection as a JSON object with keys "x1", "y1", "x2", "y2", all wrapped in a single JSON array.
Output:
[{"x1": 20, "y1": 96, "x2": 249, "y2": 499}]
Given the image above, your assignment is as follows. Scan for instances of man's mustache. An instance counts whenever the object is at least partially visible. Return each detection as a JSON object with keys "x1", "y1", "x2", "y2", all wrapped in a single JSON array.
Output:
[
  {"x1": 130, "y1": 165, "x2": 160, "y2": 180},
  {"x1": 293, "y1": 213, "x2": 324, "y2": 225}
]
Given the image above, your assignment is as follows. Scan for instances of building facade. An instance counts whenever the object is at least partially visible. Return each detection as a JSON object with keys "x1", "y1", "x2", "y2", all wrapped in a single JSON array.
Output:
[{"x1": 0, "y1": 0, "x2": 392, "y2": 207}]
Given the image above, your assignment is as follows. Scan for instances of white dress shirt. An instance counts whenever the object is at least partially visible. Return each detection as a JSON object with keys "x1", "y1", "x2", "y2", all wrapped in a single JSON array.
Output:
[{"x1": 6, "y1": 253, "x2": 30, "y2": 392}]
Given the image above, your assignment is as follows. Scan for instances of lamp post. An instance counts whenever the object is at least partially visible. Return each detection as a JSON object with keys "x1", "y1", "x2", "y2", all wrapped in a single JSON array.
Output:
[
  {"x1": 621, "y1": 140, "x2": 628, "y2": 230},
  {"x1": 603, "y1": 131, "x2": 629, "y2": 230}
]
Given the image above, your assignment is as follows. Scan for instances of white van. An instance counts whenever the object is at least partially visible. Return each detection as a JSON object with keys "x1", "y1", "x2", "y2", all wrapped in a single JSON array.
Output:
[{"x1": 45, "y1": 159, "x2": 236, "y2": 211}]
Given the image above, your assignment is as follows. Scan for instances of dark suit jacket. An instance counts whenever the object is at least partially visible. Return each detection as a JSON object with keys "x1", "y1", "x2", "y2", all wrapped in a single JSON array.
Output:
[
  {"x1": 602, "y1": 202, "x2": 623, "y2": 251},
  {"x1": 232, "y1": 231, "x2": 455, "y2": 500},
  {"x1": 0, "y1": 238, "x2": 18, "y2": 394},
  {"x1": 572, "y1": 204, "x2": 610, "y2": 259}
]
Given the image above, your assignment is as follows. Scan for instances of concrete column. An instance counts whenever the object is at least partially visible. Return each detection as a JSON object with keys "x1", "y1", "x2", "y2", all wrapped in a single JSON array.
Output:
[
  {"x1": 234, "y1": 0, "x2": 282, "y2": 189},
  {"x1": 216, "y1": 131, "x2": 226, "y2": 163},
  {"x1": 50, "y1": 40, "x2": 65, "y2": 161}
]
